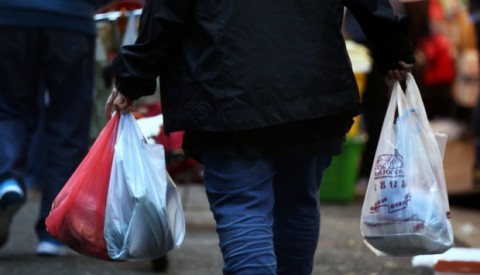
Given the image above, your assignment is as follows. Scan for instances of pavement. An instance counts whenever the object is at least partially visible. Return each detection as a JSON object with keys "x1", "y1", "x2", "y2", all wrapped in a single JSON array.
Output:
[{"x1": 0, "y1": 138, "x2": 479, "y2": 275}]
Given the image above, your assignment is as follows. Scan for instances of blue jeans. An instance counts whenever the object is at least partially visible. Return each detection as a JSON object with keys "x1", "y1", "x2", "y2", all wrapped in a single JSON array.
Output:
[
  {"x1": 202, "y1": 153, "x2": 332, "y2": 275},
  {"x1": 0, "y1": 27, "x2": 94, "y2": 242}
]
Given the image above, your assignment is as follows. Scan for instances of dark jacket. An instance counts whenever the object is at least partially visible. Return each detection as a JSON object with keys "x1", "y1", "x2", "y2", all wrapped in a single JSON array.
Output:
[
  {"x1": 113, "y1": 0, "x2": 413, "y2": 135},
  {"x1": 113, "y1": 0, "x2": 414, "y2": 158},
  {"x1": 0, "y1": 0, "x2": 114, "y2": 35}
]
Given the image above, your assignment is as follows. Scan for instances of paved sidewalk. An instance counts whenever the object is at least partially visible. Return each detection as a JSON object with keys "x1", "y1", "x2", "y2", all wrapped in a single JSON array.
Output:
[
  {"x1": 0, "y1": 139, "x2": 478, "y2": 274},
  {"x1": 0, "y1": 185, "x2": 435, "y2": 275}
]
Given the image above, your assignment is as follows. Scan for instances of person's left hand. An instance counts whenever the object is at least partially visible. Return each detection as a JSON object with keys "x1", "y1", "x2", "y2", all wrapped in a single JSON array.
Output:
[
  {"x1": 105, "y1": 87, "x2": 134, "y2": 119},
  {"x1": 384, "y1": 61, "x2": 415, "y2": 87}
]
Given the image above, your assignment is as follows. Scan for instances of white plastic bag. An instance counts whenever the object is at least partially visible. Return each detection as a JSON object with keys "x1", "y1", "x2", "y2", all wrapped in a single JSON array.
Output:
[
  {"x1": 104, "y1": 113, "x2": 185, "y2": 260},
  {"x1": 360, "y1": 74, "x2": 454, "y2": 256}
]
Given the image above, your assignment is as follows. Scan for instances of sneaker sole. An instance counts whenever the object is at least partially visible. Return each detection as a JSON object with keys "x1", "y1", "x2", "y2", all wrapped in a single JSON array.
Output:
[
  {"x1": 37, "y1": 241, "x2": 69, "y2": 257},
  {"x1": 0, "y1": 193, "x2": 24, "y2": 248}
]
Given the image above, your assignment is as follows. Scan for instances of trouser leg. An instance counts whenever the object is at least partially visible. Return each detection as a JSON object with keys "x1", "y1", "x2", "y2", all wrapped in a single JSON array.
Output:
[
  {"x1": 34, "y1": 29, "x2": 94, "y2": 241},
  {"x1": 273, "y1": 154, "x2": 332, "y2": 275},
  {"x1": 202, "y1": 154, "x2": 277, "y2": 275},
  {"x1": 0, "y1": 28, "x2": 43, "y2": 192}
]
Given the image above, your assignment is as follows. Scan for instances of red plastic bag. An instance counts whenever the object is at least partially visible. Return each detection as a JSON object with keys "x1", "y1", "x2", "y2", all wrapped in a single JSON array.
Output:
[{"x1": 45, "y1": 112, "x2": 120, "y2": 260}]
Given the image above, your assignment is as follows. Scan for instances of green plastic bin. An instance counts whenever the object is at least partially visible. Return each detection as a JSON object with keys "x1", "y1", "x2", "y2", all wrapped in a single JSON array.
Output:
[{"x1": 320, "y1": 136, "x2": 364, "y2": 202}]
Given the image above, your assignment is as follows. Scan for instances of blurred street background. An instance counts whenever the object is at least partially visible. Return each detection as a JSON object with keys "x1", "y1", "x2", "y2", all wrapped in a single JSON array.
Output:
[{"x1": 2, "y1": 1, "x2": 480, "y2": 274}]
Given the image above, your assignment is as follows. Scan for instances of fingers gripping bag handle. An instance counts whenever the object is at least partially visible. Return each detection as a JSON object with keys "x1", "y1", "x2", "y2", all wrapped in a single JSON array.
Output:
[
  {"x1": 104, "y1": 113, "x2": 185, "y2": 260},
  {"x1": 45, "y1": 112, "x2": 121, "y2": 260},
  {"x1": 360, "y1": 73, "x2": 454, "y2": 257}
]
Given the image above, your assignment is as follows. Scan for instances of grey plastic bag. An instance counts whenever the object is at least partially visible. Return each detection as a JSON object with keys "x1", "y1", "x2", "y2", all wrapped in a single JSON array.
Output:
[{"x1": 104, "y1": 113, "x2": 185, "y2": 260}]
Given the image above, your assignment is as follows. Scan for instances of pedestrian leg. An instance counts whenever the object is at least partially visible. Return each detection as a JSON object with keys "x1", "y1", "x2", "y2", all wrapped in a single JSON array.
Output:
[
  {"x1": 202, "y1": 154, "x2": 277, "y2": 275},
  {"x1": 272, "y1": 154, "x2": 332, "y2": 275}
]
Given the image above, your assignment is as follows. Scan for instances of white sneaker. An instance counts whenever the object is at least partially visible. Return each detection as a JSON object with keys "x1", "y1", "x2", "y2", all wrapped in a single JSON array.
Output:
[
  {"x1": 36, "y1": 241, "x2": 69, "y2": 256},
  {"x1": 0, "y1": 179, "x2": 25, "y2": 248}
]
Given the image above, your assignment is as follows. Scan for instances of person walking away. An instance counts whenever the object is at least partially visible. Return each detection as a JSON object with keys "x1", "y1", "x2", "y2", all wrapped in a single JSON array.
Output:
[
  {"x1": 105, "y1": 0, "x2": 415, "y2": 273},
  {"x1": 0, "y1": 0, "x2": 115, "y2": 256}
]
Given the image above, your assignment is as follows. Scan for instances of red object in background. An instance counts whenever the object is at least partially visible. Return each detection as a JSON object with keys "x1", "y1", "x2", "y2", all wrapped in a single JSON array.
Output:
[
  {"x1": 140, "y1": 101, "x2": 162, "y2": 118},
  {"x1": 435, "y1": 260, "x2": 480, "y2": 273},
  {"x1": 429, "y1": 0, "x2": 444, "y2": 21},
  {"x1": 135, "y1": 102, "x2": 203, "y2": 183},
  {"x1": 136, "y1": 101, "x2": 184, "y2": 152},
  {"x1": 420, "y1": 33, "x2": 455, "y2": 86},
  {"x1": 157, "y1": 129, "x2": 184, "y2": 153},
  {"x1": 97, "y1": 0, "x2": 143, "y2": 13}
]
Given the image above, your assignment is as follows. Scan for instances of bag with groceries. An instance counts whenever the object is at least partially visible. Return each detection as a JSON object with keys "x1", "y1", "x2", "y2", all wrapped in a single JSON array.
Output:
[
  {"x1": 46, "y1": 112, "x2": 185, "y2": 260},
  {"x1": 45, "y1": 112, "x2": 120, "y2": 260},
  {"x1": 103, "y1": 112, "x2": 185, "y2": 260},
  {"x1": 360, "y1": 74, "x2": 454, "y2": 256}
]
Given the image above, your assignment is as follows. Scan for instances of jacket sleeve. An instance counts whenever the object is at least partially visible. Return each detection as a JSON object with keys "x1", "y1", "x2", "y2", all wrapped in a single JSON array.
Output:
[
  {"x1": 345, "y1": 0, "x2": 415, "y2": 75},
  {"x1": 112, "y1": 0, "x2": 193, "y2": 100}
]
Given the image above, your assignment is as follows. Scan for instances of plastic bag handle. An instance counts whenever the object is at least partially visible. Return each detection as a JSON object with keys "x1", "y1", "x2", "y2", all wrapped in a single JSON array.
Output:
[
  {"x1": 403, "y1": 74, "x2": 450, "y2": 204},
  {"x1": 403, "y1": 74, "x2": 435, "y2": 133},
  {"x1": 387, "y1": 74, "x2": 450, "y2": 208},
  {"x1": 377, "y1": 78, "x2": 407, "y2": 145}
]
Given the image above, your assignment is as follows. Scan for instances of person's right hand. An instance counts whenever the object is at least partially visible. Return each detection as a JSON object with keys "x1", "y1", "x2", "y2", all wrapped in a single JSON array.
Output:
[
  {"x1": 105, "y1": 87, "x2": 134, "y2": 119},
  {"x1": 384, "y1": 61, "x2": 415, "y2": 87}
]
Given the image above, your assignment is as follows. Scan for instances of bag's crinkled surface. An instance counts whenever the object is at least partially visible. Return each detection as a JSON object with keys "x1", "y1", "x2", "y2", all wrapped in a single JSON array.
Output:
[
  {"x1": 45, "y1": 113, "x2": 120, "y2": 260},
  {"x1": 104, "y1": 113, "x2": 185, "y2": 260},
  {"x1": 360, "y1": 74, "x2": 454, "y2": 256}
]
